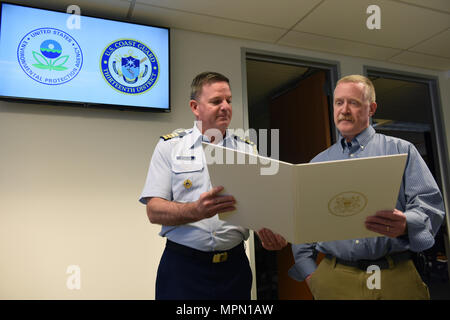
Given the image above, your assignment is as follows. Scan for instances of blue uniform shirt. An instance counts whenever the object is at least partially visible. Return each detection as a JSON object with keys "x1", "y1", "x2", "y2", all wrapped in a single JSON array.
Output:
[
  {"x1": 139, "y1": 123, "x2": 254, "y2": 251},
  {"x1": 289, "y1": 125, "x2": 445, "y2": 281}
]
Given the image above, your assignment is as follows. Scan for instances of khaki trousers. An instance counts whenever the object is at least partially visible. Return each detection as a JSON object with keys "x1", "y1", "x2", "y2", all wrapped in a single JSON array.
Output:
[{"x1": 308, "y1": 256, "x2": 430, "y2": 300}]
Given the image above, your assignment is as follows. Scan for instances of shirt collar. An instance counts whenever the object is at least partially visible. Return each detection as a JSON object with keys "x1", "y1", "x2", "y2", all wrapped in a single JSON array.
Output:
[
  {"x1": 190, "y1": 122, "x2": 203, "y2": 148},
  {"x1": 339, "y1": 125, "x2": 376, "y2": 152},
  {"x1": 189, "y1": 121, "x2": 233, "y2": 148}
]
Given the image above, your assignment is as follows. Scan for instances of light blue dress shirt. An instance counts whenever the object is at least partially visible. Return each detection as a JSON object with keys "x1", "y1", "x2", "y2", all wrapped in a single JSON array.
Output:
[
  {"x1": 289, "y1": 126, "x2": 445, "y2": 281},
  {"x1": 139, "y1": 123, "x2": 253, "y2": 251}
]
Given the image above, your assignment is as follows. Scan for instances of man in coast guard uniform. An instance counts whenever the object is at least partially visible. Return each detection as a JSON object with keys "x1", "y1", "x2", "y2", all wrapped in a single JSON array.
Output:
[{"x1": 140, "y1": 71, "x2": 287, "y2": 299}]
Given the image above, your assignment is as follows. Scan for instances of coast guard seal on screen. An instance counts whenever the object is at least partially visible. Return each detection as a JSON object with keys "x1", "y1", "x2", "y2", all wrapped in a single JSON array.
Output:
[
  {"x1": 17, "y1": 28, "x2": 83, "y2": 85},
  {"x1": 100, "y1": 39, "x2": 159, "y2": 95}
]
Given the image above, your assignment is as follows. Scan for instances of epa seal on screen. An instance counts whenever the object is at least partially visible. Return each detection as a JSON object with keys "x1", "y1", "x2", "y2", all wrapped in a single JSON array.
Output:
[
  {"x1": 17, "y1": 28, "x2": 83, "y2": 85},
  {"x1": 100, "y1": 39, "x2": 159, "y2": 95}
]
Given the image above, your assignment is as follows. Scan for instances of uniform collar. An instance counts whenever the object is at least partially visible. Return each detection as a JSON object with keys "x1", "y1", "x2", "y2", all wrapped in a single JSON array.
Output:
[
  {"x1": 189, "y1": 121, "x2": 234, "y2": 149},
  {"x1": 339, "y1": 125, "x2": 375, "y2": 152}
]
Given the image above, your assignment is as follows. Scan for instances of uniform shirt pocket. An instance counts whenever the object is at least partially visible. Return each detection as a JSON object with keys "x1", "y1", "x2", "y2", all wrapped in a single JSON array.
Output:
[{"x1": 171, "y1": 161, "x2": 205, "y2": 202}]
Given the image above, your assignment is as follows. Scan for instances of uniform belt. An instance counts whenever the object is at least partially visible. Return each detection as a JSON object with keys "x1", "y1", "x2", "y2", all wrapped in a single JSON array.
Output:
[
  {"x1": 165, "y1": 239, "x2": 244, "y2": 263},
  {"x1": 326, "y1": 251, "x2": 412, "y2": 271}
]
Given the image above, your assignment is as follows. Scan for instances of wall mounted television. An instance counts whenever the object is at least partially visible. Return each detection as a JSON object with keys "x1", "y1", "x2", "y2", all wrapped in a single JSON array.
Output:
[{"x1": 0, "y1": 2, "x2": 170, "y2": 112}]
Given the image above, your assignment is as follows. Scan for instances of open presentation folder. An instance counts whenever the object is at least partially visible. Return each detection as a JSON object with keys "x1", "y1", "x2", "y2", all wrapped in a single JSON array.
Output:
[{"x1": 203, "y1": 143, "x2": 407, "y2": 244}]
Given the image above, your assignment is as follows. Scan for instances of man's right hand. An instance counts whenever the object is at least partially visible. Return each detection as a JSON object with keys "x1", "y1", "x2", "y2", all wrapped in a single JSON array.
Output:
[
  {"x1": 146, "y1": 186, "x2": 235, "y2": 226},
  {"x1": 194, "y1": 186, "x2": 236, "y2": 220}
]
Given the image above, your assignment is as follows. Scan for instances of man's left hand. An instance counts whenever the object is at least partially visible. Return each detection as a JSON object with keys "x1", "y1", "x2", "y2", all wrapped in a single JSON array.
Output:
[
  {"x1": 257, "y1": 228, "x2": 288, "y2": 250},
  {"x1": 365, "y1": 209, "x2": 407, "y2": 238}
]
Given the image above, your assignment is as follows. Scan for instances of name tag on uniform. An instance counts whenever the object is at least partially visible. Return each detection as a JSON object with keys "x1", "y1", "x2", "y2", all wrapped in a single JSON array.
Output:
[{"x1": 176, "y1": 155, "x2": 196, "y2": 161}]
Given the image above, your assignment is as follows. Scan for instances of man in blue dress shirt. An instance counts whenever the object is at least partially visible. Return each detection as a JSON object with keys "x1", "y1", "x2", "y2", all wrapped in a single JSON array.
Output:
[
  {"x1": 289, "y1": 75, "x2": 445, "y2": 299},
  {"x1": 140, "y1": 71, "x2": 286, "y2": 300}
]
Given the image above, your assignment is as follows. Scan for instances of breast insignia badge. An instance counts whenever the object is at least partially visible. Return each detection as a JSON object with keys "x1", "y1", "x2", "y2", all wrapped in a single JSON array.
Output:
[
  {"x1": 328, "y1": 191, "x2": 367, "y2": 217},
  {"x1": 183, "y1": 179, "x2": 193, "y2": 189}
]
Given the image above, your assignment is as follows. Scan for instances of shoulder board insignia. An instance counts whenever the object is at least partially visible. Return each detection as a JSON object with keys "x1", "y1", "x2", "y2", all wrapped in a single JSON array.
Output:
[
  {"x1": 160, "y1": 129, "x2": 188, "y2": 141},
  {"x1": 160, "y1": 133, "x2": 178, "y2": 141},
  {"x1": 234, "y1": 135, "x2": 255, "y2": 145},
  {"x1": 234, "y1": 135, "x2": 258, "y2": 154}
]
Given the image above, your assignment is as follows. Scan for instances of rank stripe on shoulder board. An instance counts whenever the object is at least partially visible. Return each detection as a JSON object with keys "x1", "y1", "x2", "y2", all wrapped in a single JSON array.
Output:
[
  {"x1": 233, "y1": 135, "x2": 255, "y2": 145},
  {"x1": 160, "y1": 130, "x2": 188, "y2": 141}
]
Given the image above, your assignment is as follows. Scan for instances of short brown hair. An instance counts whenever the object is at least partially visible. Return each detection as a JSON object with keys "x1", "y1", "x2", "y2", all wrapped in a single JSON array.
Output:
[
  {"x1": 190, "y1": 71, "x2": 230, "y2": 100},
  {"x1": 336, "y1": 75, "x2": 376, "y2": 103}
]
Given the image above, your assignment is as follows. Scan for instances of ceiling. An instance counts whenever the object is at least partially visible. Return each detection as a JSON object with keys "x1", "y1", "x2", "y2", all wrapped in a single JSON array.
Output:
[{"x1": 8, "y1": 0, "x2": 450, "y2": 71}]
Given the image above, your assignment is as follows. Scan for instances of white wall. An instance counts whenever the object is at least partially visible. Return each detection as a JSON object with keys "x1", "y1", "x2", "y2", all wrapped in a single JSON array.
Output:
[{"x1": 1, "y1": 28, "x2": 449, "y2": 299}]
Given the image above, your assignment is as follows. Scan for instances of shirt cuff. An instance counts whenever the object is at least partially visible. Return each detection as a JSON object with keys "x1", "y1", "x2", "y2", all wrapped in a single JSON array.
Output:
[
  {"x1": 288, "y1": 258, "x2": 317, "y2": 282},
  {"x1": 405, "y1": 209, "x2": 435, "y2": 252},
  {"x1": 139, "y1": 191, "x2": 171, "y2": 205}
]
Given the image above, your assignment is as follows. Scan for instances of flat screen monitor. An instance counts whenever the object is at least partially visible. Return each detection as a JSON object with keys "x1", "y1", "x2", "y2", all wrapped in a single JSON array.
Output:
[{"x1": 0, "y1": 2, "x2": 170, "y2": 111}]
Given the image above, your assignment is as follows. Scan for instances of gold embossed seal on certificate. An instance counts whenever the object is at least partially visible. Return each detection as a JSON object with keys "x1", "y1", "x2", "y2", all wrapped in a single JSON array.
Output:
[{"x1": 328, "y1": 191, "x2": 368, "y2": 217}]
